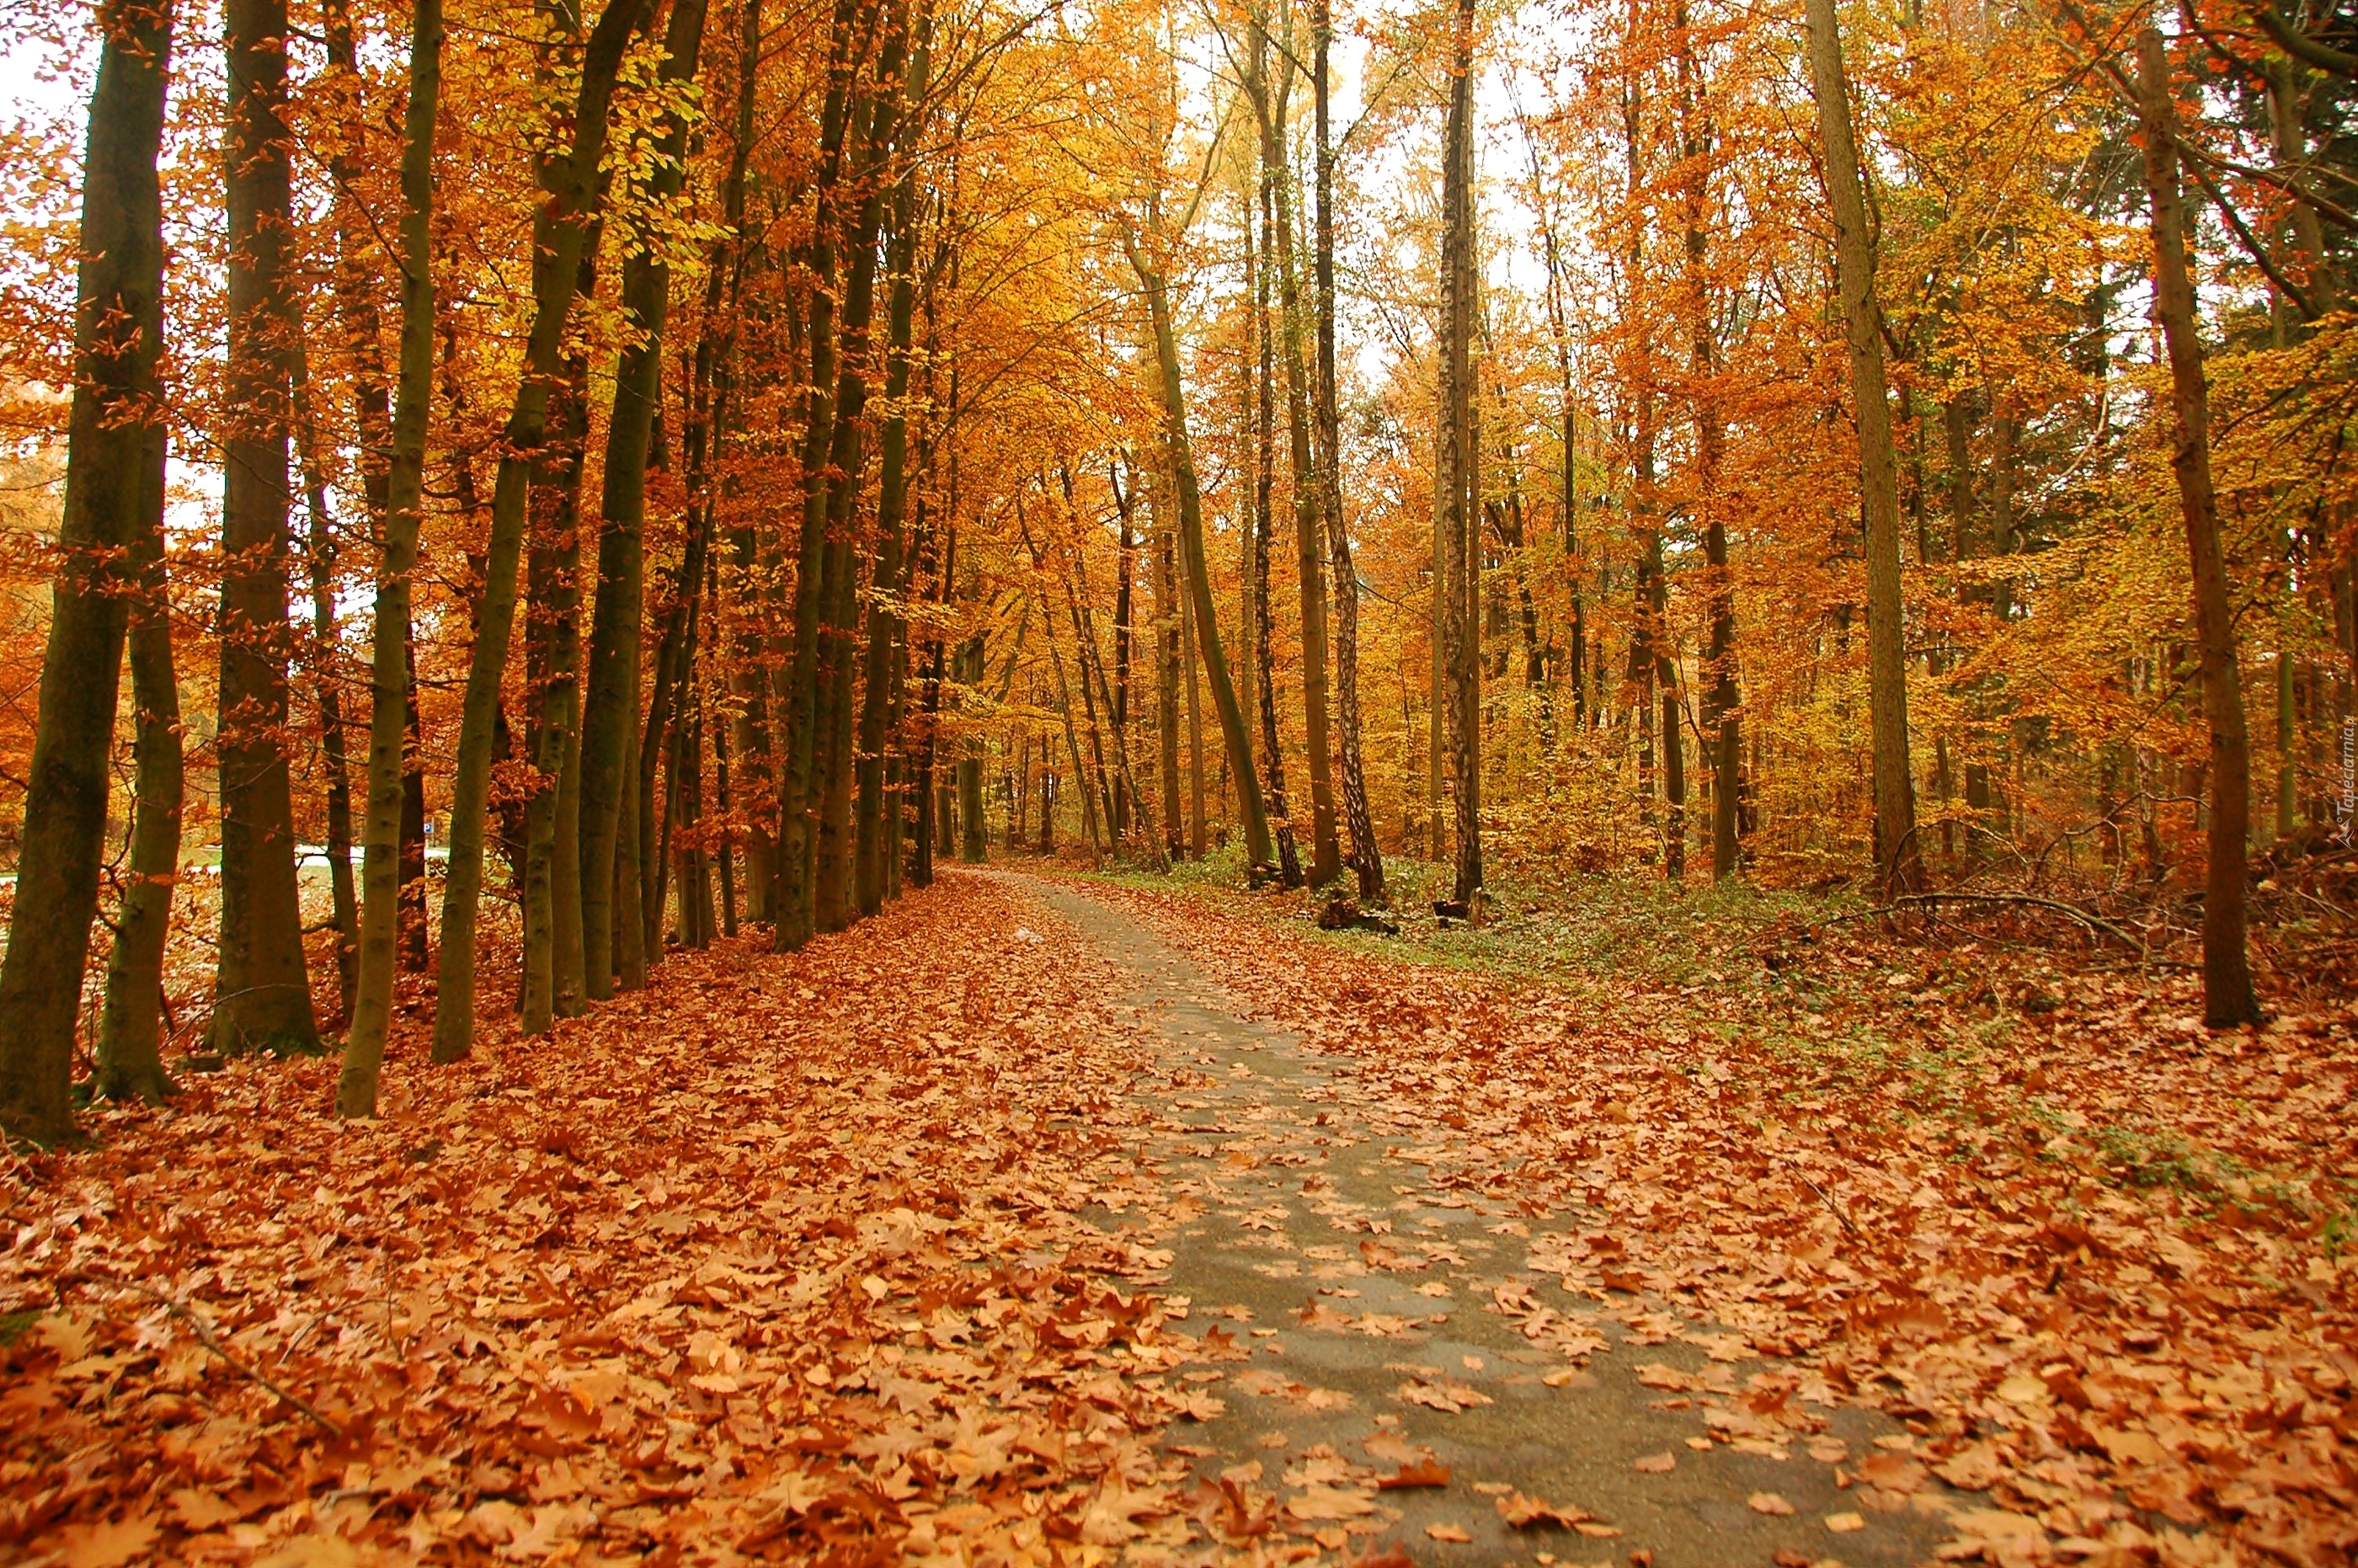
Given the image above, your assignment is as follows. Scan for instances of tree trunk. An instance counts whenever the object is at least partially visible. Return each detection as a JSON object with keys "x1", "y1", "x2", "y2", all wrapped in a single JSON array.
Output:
[
  {"x1": 1677, "y1": 3, "x2": 1741, "y2": 880},
  {"x1": 431, "y1": 0, "x2": 651, "y2": 1062},
  {"x1": 293, "y1": 355, "x2": 360, "y2": 1021},
  {"x1": 1153, "y1": 487, "x2": 1183, "y2": 859},
  {"x1": 1129, "y1": 229, "x2": 1274, "y2": 871},
  {"x1": 1440, "y1": 0, "x2": 1483, "y2": 905},
  {"x1": 1248, "y1": 28, "x2": 1339, "y2": 886},
  {"x1": 0, "y1": 0, "x2": 172, "y2": 1140},
  {"x1": 93, "y1": 420, "x2": 180, "y2": 1107},
  {"x1": 2135, "y1": 28, "x2": 2259, "y2": 1027},
  {"x1": 855, "y1": 9, "x2": 931, "y2": 913},
  {"x1": 1805, "y1": 0, "x2": 1923, "y2": 897},
  {"x1": 578, "y1": 0, "x2": 707, "y2": 993},
  {"x1": 519, "y1": 339, "x2": 591, "y2": 1037},
  {"x1": 1314, "y1": 0, "x2": 1382, "y2": 902},
  {"x1": 335, "y1": 0, "x2": 442, "y2": 1114},
  {"x1": 211, "y1": 0, "x2": 318, "y2": 1058}
]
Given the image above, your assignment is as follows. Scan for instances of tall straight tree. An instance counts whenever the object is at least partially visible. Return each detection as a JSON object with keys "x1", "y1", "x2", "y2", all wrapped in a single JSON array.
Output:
[
  {"x1": 1677, "y1": 2, "x2": 1740, "y2": 879},
  {"x1": 1129, "y1": 226, "x2": 1275, "y2": 871},
  {"x1": 775, "y1": 0, "x2": 884, "y2": 949},
  {"x1": 336, "y1": 0, "x2": 444, "y2": 1117},
  {"x1": 211, "y1": 0, "x2": 319, "y2": 1056},
  {"x1": 1312, "y1": 0, "x2": 1382, "y2": 903},
  {"x1": 1438, "y1": 0, "x2": 1483, "y2": 907},
  {"x1": 578, "y1": 0, "x2": 710, "y2": 993},
  {"x1": 2133, "y1": 26, "x2": 2259, "y2": 1027},
  {"x1": 431, "y1": 0, "x2": 653, "y2": 1062},
  {"x1": 0, "y1": 0, "x2": 173, "y2": 1143},
  {"x1": 1804, "y1": 0, "x2": 1923, "y2": 896},
  {"x1": 1244, "y1": 5, "x2": 1340, "y2": 887},
  {"x1": 856, "y1": 3, "x2": 935, "y2": 918}
]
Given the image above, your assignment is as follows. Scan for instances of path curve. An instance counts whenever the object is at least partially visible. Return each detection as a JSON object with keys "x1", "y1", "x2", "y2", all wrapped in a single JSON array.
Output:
[{"x1": 1007, "y1": 870, "x2": 1952, "y2": 1568}]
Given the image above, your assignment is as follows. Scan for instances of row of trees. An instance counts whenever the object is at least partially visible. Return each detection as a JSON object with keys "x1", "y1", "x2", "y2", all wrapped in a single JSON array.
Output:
[{"x1": 1, "y1": 0, "x2": 2350, "y2": 1138}]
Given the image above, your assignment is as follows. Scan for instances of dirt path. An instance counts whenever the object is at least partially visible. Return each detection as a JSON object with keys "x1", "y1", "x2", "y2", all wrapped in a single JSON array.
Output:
[{"x1": 1011, "y1": 872, "x2": 1955, "y2": 1567}]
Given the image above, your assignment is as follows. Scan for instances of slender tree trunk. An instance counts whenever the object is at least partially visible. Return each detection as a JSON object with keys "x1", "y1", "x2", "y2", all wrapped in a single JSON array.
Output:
[
  {"x1": 211, "y1": 0, "x2": 318, "y2": 1057},
  {"x1": 2135, "y1": 29, "x2": 2259, "y2": 1026},
  {"x1": 578, "y1": 0, "x2": 707, "y2": 994},
  {"x1": 1805, "y1": 0, "x2": 1923, "y2": 896},
  {"x1": 431, "y1": 0, "x2": 651, "y2": 1061},
  {"x1": 1674, "y1": 5, "x2": 1741, "y2": 880},
  {"x1": 94, "y1": 446, "x2": 179, "y2": 1106},
  {"x1": 294, "y1": 355, "x2": 360, "y2": 1020},
  {"x1": 855, "y1": 22, "x2": 932, "y2": 914},
  {"x1": 1182, "y1": 523, "x2": 1208, "y2": 858},
  {"x1": 1312, "y1": 0, "x2": 1381, "y2": 902},
  {"x1": 1248, "y1": 28, "x2": 1339, "y2": 886},
  {"x1": 775, "y1": 0, "x2": 882, "y2": 947},
  {"x1": 1154, "y1": 491, "x2": 1183, "y2": 858},
  {"x1": 334, "y1": 0, "x2": 441, "y2": 1113},
  {"x1": 1128, "y1": 229, "x2": 1274, "y2": 868},
  {"x1": 1440, "y1": 0, "x2": 1483, "y2": 905}
]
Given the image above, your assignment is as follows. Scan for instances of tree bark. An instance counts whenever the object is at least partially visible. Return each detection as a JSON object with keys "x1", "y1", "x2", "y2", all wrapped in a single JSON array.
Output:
[
  {"x1": 1128, "y1": 229, "x2": 1274, "y2": 869},
  {"x1": 430, "y1": 0, "x2": 650, "y2": 1062},
  {"x1": 1440, "y1": 0, "x2": 1483, "y2": 905},
  {"x1": 335, "y1": 0, "x2": 442, "y2": 1113},
  {"x1": 211, "y1": 0, "x2": 319, "y2": 1057},
  {"x1": 2134, "y1": 28, "x2": 2259, "y2": 1027},
  {"x1": 578, "y1": 0, "x2": 709, "y2": 992},
  {"x1": 1314, "y1": 0, "x2": 1381, "y2": 902},
  {"x1": 1805, "y1": 0, "x2": 1923, "y2": 897},
  {"x1": 1247, "y1": 23, "x2": 1340, "y2": 886},
  {"x1": 0, "y1": 0, "x2": 173, "y2": 1139},
  {"x1": 94, "y1": 420, "x2": 180, "y2": 1107}
]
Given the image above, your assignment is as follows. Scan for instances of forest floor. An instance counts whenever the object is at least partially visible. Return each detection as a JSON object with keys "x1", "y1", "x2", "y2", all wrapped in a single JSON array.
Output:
[{"x1": 4, "y1": 865, "x2": 2356, "y2": 1568}]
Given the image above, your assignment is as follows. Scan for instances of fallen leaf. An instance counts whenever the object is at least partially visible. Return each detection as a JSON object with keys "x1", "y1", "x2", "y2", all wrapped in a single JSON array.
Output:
[
  {"x1": 1377, "y1": 1459, "x2": 1453, "y2": 1489},
  {"x1": 1425, "y1": 1523, "x2": 1473, "y2": 1543},
  {"x1": 1496, "y1": 1490, "x2": 1592, "y2": 1528},
  {"x1": 1748, "y1": 1491, "x2": 1795, "y2": 1516},
  {"x1": 1633, "y1": 1451, "x2": 1676, "y2": 1474}
]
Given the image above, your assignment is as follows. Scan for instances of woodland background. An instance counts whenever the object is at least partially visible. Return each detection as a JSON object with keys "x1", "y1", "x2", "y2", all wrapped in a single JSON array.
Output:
[{"x1": 0, "y1": 0, "x2": 2355, "y2": 1132}]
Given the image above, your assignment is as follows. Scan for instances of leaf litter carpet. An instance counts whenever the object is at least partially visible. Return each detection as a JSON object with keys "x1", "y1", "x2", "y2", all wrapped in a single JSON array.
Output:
[{"x1": 4, "y1": 870, "x2": 2354, "y2": 1567}]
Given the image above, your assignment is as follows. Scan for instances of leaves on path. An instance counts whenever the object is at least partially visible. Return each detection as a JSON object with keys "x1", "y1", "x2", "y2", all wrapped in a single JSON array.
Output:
[
  {"x1": 1075, "y1": 875, "x2": 2358, "y2": 1566},
  {"x1": 0, "y1": 880, "x2": 1230, "y2": 1563}
]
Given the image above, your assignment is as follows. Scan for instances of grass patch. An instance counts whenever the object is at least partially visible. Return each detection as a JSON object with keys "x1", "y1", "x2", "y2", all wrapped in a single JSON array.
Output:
[{"x1": 0, "y1": 1309, "x2": 41, "y2": 1349}]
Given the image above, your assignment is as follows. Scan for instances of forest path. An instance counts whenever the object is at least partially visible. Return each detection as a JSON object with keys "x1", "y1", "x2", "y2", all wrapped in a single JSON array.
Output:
[{"x1": 1004, "y1": 870, "x2": 1950, "y2": 1568}]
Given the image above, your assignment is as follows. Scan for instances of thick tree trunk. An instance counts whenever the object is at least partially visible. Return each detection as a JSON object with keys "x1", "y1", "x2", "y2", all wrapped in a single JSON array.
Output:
[
  {"x1": 1805, "y1": 0, "x2": 1923, "y2": 897},
  {"x1": 0, "y1": 0, "x2": 172, "y2": 1140},
  {"x1": 211, "y1": 0, "x2": 318, "y2": 1058},
  {"x1": 2135, "y1": 29, "x2": 2259, "y2": 1027},
  {"x1": 432, "y1": 0, "x2": 650, "y2": 1060},
  {"x1": 519, "y1": 347, "x2": 590, "y2": 1037},
  {"x1": 335, "y1": 0, "x2": 442, "y2": 1114},
  {"x1": 1129, "y1": 231, "x2": 1274, "y2": 870}
]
